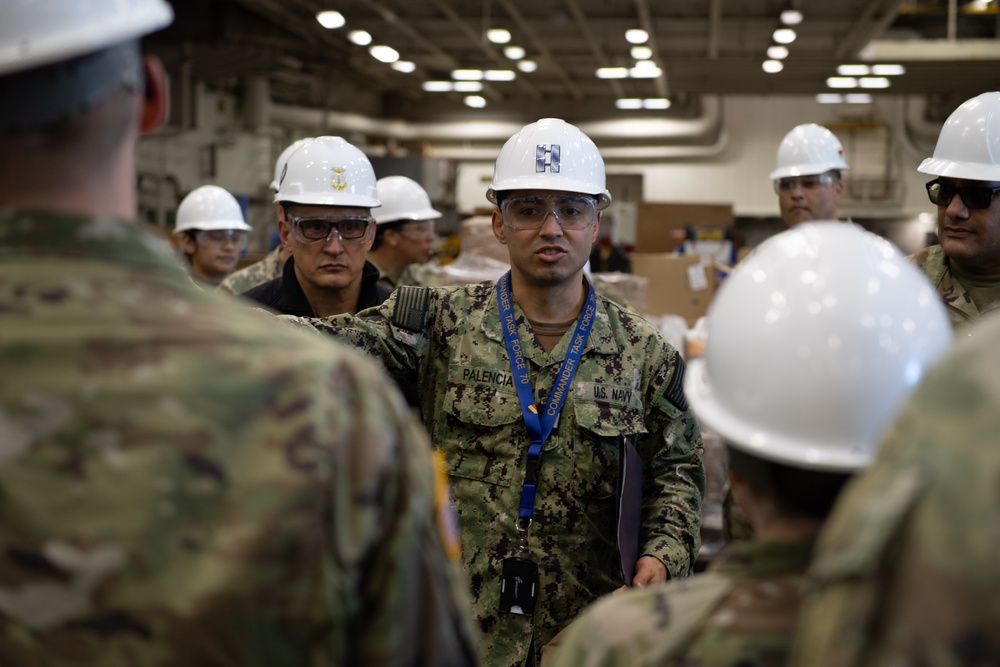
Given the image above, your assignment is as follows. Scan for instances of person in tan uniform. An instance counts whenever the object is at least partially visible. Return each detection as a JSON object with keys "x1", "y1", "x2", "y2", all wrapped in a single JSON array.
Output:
[{"x1": 0, "y1": 1, "x2": 477, "y2": 664}]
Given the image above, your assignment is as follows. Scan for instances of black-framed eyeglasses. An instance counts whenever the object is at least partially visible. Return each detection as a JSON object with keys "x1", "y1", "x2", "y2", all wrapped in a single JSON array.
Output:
[
  {"x1": 926, "y1": 178, "x2": 1000, "y2": 210},
  {"x1": 290, "y1": 215, "x2": 372, "y2": 243},
  {"x1": 500, "y1": 194, "x2": 598, "y2": 231}
]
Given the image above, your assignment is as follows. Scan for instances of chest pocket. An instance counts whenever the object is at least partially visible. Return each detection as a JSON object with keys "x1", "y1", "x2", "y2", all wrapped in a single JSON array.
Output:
[
  {"x1": 570, "y1": 400, "x2": 647, "y2": 499},
  {"x1": 440, "y1": 378, "x2": 532, "y2": 488}
]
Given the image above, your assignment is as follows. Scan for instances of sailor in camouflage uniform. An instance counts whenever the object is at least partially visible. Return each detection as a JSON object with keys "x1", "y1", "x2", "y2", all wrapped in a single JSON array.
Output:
[
  {"x1": 0, "y1": 3, "x2": 476, "y2": 665},
  {"x1": 285, "y1": 118, "x2": 706, "y2": 667},
  {"x1": 909, "y1": 92, "x2": 1000, "y2": 333},
  {"x1": 546, "y1": 224, "x2": 953, "y2": 667}
]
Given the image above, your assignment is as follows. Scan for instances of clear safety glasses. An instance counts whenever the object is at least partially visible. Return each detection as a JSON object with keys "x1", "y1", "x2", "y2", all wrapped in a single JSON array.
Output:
[
  {"x1": 500, "y1": 194, "x2": 598, "y2": 231},
  {"x1": 194, "y1": 229, "x2": 249, "y2": 251},
  {"x1": 290, "y1": 215, "x2": 372, "y2": 243},
  {"x1": 773, "y1": 172, "x2": 836, "y2": 195},
  {"x1": 396, "y1": 220, "x2": 436, "y2": 239},
  {"x1": 926, "y1": 178, "x2": 1000, "y2": 210}
]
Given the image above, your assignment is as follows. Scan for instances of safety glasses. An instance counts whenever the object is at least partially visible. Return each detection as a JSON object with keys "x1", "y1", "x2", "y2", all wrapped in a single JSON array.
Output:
[
  {"x1": 290, "y1": 215, "x2": 372, "y2": 243},
  {"x1": 773, "y1": 172, "x2": 836, "y2": 194},
  {"x1": 500, "y1": 194, "x2": 598, "y2": 231},
  {"x1": 925, "y1": 178, "x2": 1000, "y2": 210},
  {"x1": 194, "y1": 229, "x2": 249, "y2": 251}
]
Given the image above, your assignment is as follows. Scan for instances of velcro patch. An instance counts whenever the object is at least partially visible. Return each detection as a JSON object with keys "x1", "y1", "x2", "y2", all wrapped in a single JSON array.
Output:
[
  {"x1": 664, "y1": 356, "x2": 689, "y2": 411},
  {"x1": 392, "y1": 286, "x2": 430, "y2": 332}
]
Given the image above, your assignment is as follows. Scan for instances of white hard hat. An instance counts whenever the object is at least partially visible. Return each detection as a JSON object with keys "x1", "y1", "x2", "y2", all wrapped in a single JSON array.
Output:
[
  {"x1": 769, "y1": 123, "x2": 849, "y2": 181},
  {"x1": 271, "y1": 138, "x2": 315, "y2": 191},
  {"x1": 487, "y1": 118, "x2": 612, "y2": 209},
  {"x1": 174, "y1": 185, "x2": 252, "y2": 235},
  {"x1": 274, "y1": 136, "x2": 380, "y2": 209},
  {"x1": 0, "y1": 0, "x2": 174, "y2": 76},
  {"x1": 685, "y1": 222, "x2": 952, "y2": 473},
  {"x1": 918, "y1": 92, "x2": 1000, "y2": 181},
  {"x1": 376, "y1": 176, "x2": 442, "y2": 224}
]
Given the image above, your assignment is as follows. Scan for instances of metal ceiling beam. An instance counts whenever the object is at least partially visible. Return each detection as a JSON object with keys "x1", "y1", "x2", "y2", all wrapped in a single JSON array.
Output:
[
  {"x1": 562, "y1": 0, "x2": 625, "y2": 99},
  {"x1": 634, "y1": 0, "x2": 670, "y2": 97},
  {"x1": 496, "y1": 0, "x2": 584, "y2": 102},
  {"x1": 834, "y1": 0, "x2": 906, "y2": 60},
  {"x1": 707, "y1": 0, "x2": 723, "y2": 60}
]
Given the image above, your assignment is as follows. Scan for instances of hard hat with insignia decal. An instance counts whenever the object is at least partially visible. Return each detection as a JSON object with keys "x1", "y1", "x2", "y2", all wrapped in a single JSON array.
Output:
[
  {"x1": 274, "y1": 136, "x2": 380, "y2": 209},
  {"x1": 487, "y1": 118, "x2": 612, "y2": 210}
]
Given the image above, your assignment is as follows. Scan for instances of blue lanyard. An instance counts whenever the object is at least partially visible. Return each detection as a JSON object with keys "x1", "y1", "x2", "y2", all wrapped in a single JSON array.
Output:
[{"x1": 497, "y1": 271, "x2": 597, "y2": 523}]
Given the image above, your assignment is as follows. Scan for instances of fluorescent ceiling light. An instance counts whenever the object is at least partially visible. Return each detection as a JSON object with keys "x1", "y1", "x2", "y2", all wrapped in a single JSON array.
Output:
[
  {"x1": 780, "y1": 10, "x2": 804, "y2": 25},
  {"x1": 464, "y1": 95, "x2": 487, "y2": 108},
  {"x1": 762, "y1": 59, "x2": 784, "y2": 73},
  {"x1": 643, "y1": 98, "x2": 671, "y2": 109},
  {"x1": 846, "y1": 94, "x2": 874, "y2": 103},
  {"x1": 826, "y1": 76, "x2": 858, "y2": 88},
  {"x1": 871, "y1": 63, "x2": 905, "y2": 76},
  {"x1": 422, "y1": 81, "x2": 452, "y2": 92},
  {"x1": 503, "y1": 45, "x2": 526, "y2": 60},
  {"x1": 485, "y1": 69, "x2": 516, "y2": 81},
  {"x1": 816, "y1": 94, "x2": 844, "y2": 104},
  {"x1": 616, "y1": 98, "x2": 643, "y2": 109},
  {"x1": 629, "y1": 63, "x2": 662, "y2": 78},
  {"x1": 391, "y1": 60, "x2": 416, "y2": 73},
  {"x1": 773, "y1": 28, "x2": 797, "y2": 44},
  {"x1": 859, "y1": 76, "x2": 890, "y2": 88},
  {"x1": 348, "y1": 30, "x2": 372, "y2": 46},
  {"x1": 452, "y1": 69, "x2": 484, "y2": 80},
  {"x1": 767, "y1": 45, "x2": 789, "y2": 59},
  {"x1": 453, "y1": 81, "x2": 483, "y2": 92},
  {"x1": 631, "y1": 46, "x2": 653, "y2": 60},
  {"x1": 837, "y1": 64, "x2": 870, "y2": 76},
  {"x1": 369, "y1": 45, "x2": 399, "y2": 63},
  {"x1": 859, "y1": 38, "x2": 1000, "y2": 60},
  {"x1": 316, "y1": 11, "x2": 345, "y2": 29},
  {"x1": 487, "y1": 28, "x2": 511, "y2": 44},
  {"x1": 517, "y1": 60, "x2": 538, "y2": 73},
  {"x1": 625, "y1": 29, "x2": 648, "y2": 44},
  {"x1": 596, "y1": 67, "x2": 629, "y2": 79}
]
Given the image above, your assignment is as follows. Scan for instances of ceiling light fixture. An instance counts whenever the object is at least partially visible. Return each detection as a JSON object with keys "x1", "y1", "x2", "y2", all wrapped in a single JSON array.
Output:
[
  {"x1": 625, "y1": 29, "x2": 649, "y2": 44},
  {"x1": 767, "y1": 45, "x2": 789, "y2": 59},
  {"x1": 859, "y1": 76, "x2": 891, "y2": 88},
  {"x1": 348, "y1": 30, "x2": 372, "y2": 45},
  {"x1": 629, "y1": 61, "x2": 661, "y2": 78},
  {"x1": 871, "y1": 63, "x2": 905, "y2": 76},
  {"x1": 369, "y1": 45, "x2": 399, "y2": 63},
  {"x1": 780, "y1": 10, "x2": 804, "y2": 25},
  {"x1": 596, "y1": 67, "x2": 629, "y2": 79},
  {"x1": 453, "y1": 81, "x2": 483, "y2": 92},
  {"x1": 837, "y1": 64, "x2": 870, "y2": 76},
  {"x1": 643, "y1": 98, "x2": 671, "y2": 109},
  {"x1": 616, "y1": 98, "x2": 643, "y2": 109},
  {"x1": 846, "y1": 93, "x2": 874, "y2": 103},
  {"x1": 464, "y1": 95, "x2": 487, "y2": 108},
  {"x1": 316, "y1": 11, "x2": 345, "y2": 29},
  {"x1": 422, "y1": 81, "x2": 453, "y2": 92},
  {"x1": 762, "y1": 59, "x2": 784, "y2": 73},
  {"x1": 517, "y1": 60, "x2": 538, "y2": 73},
  {"x1": 816, "y1": 94, "x2": 844, "y2": 104},
  {"x1": 826, "y1": 76, "x2": 858, "y2": 88},
  {"x1": 391, "y1": 60, "x2": 416, "y2": 73},
  {"x1": 503, "y1": 45, "x2": 526, "y2": 60},
  {"x1": 631, "y1": 45, "x2": 653, "y2": 60},
  {"x1": 485, "y1": 69, "x2": 516, "y2": 81},
  {"x1": 487, "y1": 28, "x2": 511, "y2": 44},
  {"x1": 452, "y1": 69, "x2": 484, "y2": 80},
  {"x1": 773, "y1": 28, "x2": 797, "y2": 44}
]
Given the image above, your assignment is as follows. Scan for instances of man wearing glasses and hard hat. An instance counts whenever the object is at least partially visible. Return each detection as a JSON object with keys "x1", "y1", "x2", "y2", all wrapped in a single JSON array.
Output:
[{"x1": 770, "y1": 123, "x2": 849, "y2": 227}]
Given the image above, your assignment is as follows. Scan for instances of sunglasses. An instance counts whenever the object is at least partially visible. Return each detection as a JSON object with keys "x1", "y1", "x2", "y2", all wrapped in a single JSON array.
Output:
[{"x1": 926, "y1": 178, "x2": 1000, "y2": 210}]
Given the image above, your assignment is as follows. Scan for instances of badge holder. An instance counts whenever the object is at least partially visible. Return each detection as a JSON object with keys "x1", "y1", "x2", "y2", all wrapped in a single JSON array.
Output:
[{"x1": 500, "y1": 518, "x2": 539, "y2": 616}]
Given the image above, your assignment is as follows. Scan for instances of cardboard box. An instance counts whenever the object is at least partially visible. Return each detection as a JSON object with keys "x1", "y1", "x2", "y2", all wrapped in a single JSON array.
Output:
[
  {"x1": 631, "y1": 253, "x2": 716, "y2": 327},
  {"x1": 635, "y1": 202, "x2": 734, "y2": 253}
]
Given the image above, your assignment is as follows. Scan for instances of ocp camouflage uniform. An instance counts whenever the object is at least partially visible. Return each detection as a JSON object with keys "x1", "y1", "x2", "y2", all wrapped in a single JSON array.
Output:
[
  {"x1": 217, "y1": 245, "x2": 285, "y2": 295},
  {"x1": 788, "y1": 312, "x2": 1000, "y2": 667},
  {"x1": 0, "y1": 210, "x2": 477, "y2": 667},
  {"x1": 286, "y1": 281, "x2": 705, "y2": 667},
  {"x1": 547, "y1": 540, "x2": 815, "y2": 667},
  {"x1": 910, "y1": 244, "x2": 1000, "y2": 330}
]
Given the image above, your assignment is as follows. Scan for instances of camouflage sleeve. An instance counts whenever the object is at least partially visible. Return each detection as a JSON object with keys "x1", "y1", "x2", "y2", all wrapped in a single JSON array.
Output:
[
  {"x1": 328, "y1": 354, "x2": 477, "y2": 666},
  {"x1": 545, "y1": 574, "x2": 731, "y2": 667},
  {"x1": 637, "y1": 349, "x2": 706, "y2": 579},
  {"x1": 277, "y1": 289, "x2": 429, "y2": 386}
]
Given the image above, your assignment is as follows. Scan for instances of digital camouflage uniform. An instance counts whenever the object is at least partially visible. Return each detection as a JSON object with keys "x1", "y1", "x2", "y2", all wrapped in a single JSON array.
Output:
[
  {"x1": 0, "y1": 210, "x2": 477, "y2": 667},
  {"x1": 788, "y1": 312, "x2": 1000, "y2": 667},
  {"x1": 547, "y1": 539, "x2": 815, "y2": 667},
  {"x1": 910, "y1": 244, "x2": 991, "y2": 331},
  {"x1": 217, "y1": 245, "x2": 285, "y2": 295},
  {"x1": 287, "y1": 281, "x2": 706, "y2": 667}
]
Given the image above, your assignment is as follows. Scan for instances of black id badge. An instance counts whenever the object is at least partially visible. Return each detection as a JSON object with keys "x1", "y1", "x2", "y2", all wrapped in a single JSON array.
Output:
[{"x1": 499, "y1": 558, "x2": 538, "y2": 616}]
